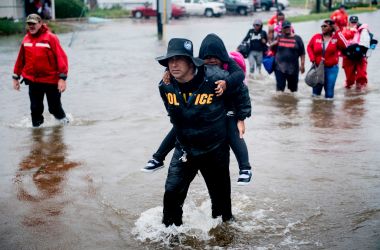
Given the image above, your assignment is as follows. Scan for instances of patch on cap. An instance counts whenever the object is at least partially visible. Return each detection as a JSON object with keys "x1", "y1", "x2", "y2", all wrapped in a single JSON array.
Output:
[{"x1": 184, "y1": 41, "x2": 192, "y2": 51}]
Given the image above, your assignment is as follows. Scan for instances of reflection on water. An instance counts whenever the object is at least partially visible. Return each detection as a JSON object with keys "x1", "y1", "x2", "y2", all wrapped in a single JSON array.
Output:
[
  {"x1": 341, "y1": 93, "x2": 366, "y2": 130},
  {"x1": 309, "y1": 99, "x2": 336, "y2": 129},
  {"x1": 14, "y1": 126, "x2": 80, "y2": 226},
  {"x1": 271, "y1": 93, "x2": 300, "y2": 128}
]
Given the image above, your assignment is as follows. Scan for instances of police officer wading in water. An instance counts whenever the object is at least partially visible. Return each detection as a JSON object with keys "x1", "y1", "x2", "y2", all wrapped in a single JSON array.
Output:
[{"x1": 156, "y1": 38, "x2": 238, "y2": 226}]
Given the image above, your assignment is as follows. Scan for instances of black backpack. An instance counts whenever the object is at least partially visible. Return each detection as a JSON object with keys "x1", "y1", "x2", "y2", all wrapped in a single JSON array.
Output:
[{"x1": 369, "y1": 32, "x2": 378, "y2": 49}]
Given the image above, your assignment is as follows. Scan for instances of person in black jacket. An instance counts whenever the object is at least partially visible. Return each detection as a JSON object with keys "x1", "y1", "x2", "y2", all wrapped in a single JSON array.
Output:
[
  {"x1": 199, "y1": 33, "x2": 252, "y2": 185},
  {"x1": 155, "y1": 38, "x2": 235, "y2": 226},
  {"x1": 143, "y1": 34, "x2": 253, "y2": 185},
  {"x1": 241, "y1": 19, "x2": 268, "y2": 77}
]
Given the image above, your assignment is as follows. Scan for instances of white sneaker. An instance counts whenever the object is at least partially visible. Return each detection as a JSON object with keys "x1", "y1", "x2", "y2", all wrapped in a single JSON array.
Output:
[{"x1": 59, "y1": 117, "x2": 69, "y2": 125}]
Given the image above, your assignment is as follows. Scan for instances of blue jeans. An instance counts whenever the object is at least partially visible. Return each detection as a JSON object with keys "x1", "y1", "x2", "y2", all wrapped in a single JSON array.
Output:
[{"x1": 312, "y1": 65, "x2": 339, "y2": 98}]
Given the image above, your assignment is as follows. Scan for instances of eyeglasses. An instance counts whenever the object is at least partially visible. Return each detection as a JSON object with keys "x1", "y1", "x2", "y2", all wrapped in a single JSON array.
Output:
[
  {"x1": 321, "y1": 25, "x2": 329, "y2": 28},
  {"x1": 27, "y1": 22, "x2": 37, "y2": 26}
]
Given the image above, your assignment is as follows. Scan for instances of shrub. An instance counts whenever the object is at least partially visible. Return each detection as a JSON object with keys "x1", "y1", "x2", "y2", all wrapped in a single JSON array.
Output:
[
  {"x1": 0, "y1": 18, "x2": 24, "y2": 35},
  {"x1": 55, "y1": 0, "x2": 87, "y2": 18}
]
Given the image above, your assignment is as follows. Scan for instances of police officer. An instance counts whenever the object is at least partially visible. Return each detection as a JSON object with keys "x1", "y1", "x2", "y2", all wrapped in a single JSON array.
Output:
[{"x1": 156, "y1": 38, "x2": 234, "y2": 226}]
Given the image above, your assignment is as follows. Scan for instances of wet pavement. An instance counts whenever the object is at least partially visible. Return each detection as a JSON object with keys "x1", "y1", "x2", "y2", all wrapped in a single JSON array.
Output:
[{"x1": 0, "y1": 9, "x2": 380, "y2": 250}]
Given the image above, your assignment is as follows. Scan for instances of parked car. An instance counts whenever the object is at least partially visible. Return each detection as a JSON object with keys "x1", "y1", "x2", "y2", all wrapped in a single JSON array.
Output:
[
  {"x1": 223, "y1": 0, "x2": 254, "y2": 15},
  {"x1": 253, "y1": 0, "x2": 288, "y2": 11},
  {"x1": 173, "y1": 0, "x2": 226, "y2": 17},
  {"x1": 131, "y1": 3, "x2": 187, "y2": 19}
]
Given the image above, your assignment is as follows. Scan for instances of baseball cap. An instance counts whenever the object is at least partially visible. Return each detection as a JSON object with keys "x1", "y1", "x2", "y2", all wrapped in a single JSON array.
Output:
[
  {"x1": 349, "y1": 16, "x2": 359, "y2": 23},
  {"x1": 26, "y1": 14, "x2": 41, "y2": 24},
  {"x1": 282, "y1": 20, "x2": 291, "y2": 28},
  {"x1": 253, "y1": 19, "x2": 263, "y2": 26}
]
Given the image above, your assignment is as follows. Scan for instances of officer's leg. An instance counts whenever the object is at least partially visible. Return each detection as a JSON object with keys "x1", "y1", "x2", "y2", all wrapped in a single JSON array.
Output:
[
  {"x1": 29, "y1": 83, "x2": 45, "y2": 127},
  {"x1": 200, "y1": 143, "x2": 232, "y2": 221},
  {"x1": 162, "y1": 148, "x2": 198, "y2": 227},
  {"x1": 46, "y1": 84, "x2": 66, "y2": 120}
]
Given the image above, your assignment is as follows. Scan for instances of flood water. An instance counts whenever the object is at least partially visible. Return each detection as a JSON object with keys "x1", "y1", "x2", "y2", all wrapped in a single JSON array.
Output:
[{"x1": 1, "y1": 10, "x2": 380, "y2": 250}]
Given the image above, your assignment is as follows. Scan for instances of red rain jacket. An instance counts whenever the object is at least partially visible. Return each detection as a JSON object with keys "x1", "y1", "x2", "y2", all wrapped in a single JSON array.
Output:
[
  {"x1": 307, "y1": 31, "x2": 348, "y2": 67},
  {"x1": 13, "y1": 24, "x2": 68, "y2": 84}
]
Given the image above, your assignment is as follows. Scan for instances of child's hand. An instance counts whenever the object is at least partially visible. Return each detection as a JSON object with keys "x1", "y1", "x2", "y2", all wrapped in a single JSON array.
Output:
[
  {"x1": 163, "y1": 70, "x2": 171, "y2": 85},
  {"x1": 214, "y1": 80, "x2": 226, "y2": 96},
  {"x1": 237, "y1": 120, "x2": 245, "y2": 139}
]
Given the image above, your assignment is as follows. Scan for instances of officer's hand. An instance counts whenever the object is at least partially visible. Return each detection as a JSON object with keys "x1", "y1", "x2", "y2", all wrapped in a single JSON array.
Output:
[
  {"x1": 13, "y1": 79, "x2": 20, "y2": 91},
  {"x1": 215, "y1": 80, "x2": 226, "y2": 96},
  {"x1": 58, "y1": 79, "x2": 66, "y2": 93},
  {"x1": 237, "y1": 120, "x2": 245, "y2": 139}
]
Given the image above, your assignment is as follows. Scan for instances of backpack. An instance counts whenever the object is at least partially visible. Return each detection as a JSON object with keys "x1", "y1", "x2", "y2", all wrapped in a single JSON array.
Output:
[{"x1": 369, "y1": 32, "x2": 378, "y2": 50}]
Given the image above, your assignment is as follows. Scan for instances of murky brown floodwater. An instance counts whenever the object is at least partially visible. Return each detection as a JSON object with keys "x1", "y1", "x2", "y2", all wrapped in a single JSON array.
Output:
[{"x1": 1, "y1": 10, "x2": 379, "y2": 250}]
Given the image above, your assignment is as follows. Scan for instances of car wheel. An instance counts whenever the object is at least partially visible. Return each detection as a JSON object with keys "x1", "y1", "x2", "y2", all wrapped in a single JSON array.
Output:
[
  {"x1": 134, "y1": 11, "x2": 143, "y2": 18},
  {"x1": 204, "y1": 9, "x2": 214, "y2": 17},
  {"x1": 238, "y1": 7, "x2": 247, "y2": 15},
  {"x1": 278, "y1": 3, "x2": 285, "y2": 10}
]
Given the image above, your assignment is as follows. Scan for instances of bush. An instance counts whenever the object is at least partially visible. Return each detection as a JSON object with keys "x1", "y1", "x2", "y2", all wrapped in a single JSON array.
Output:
[
  {"x1": 55, "y1": 0, "x2": 87, "y2": 18},
  {"x1": 0, "y1": 18, "x2": 24, "y2": 35}
]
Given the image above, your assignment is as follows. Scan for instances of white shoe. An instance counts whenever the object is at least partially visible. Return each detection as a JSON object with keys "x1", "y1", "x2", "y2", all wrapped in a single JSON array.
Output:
[{"x1": 59, "y1": 117, "x2": 69, "y2": 125}]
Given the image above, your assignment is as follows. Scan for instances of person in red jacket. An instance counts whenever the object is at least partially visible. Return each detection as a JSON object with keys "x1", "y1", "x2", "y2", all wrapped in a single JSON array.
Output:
[
  {"x1": 307, "y1": 19, "x2": 348, "y2": 99},
  {"x1": 330, "y1": 4, "x2": 348, "y2": 31},
  {"x1": 13, "y1": 14, "x2": 69, "y2": 127},
  {"x1": 341, "y1": 16, "x2": 371, "y2": 90}
]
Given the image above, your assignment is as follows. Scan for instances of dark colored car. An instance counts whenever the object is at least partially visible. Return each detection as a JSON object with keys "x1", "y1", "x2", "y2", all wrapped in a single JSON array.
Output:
[
  {"x1": 223, "y1": 0, "x2": 254, "y2": 15},
  {"x1": 131, "y1": 4, "x2": 187, "y2": 19},
  {"x1": 253, "y1": 0, "x2": 274, "y2": 11}
]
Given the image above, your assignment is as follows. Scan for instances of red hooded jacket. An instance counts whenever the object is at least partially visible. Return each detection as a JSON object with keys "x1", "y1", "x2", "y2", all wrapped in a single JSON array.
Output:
[
  {"x1": 13, "y1": 24, "x2": 68, "y2": 84},
  {"x1": 307, "y1": 31, "x2": 348, "y2": 67},
  {"x1": 330, "y1": 9, "x2": 348, "y2": 31}
]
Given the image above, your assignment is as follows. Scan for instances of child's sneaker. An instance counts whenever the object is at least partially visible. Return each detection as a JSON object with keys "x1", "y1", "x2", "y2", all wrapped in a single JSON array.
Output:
[
  {"x1": 141, "y1": 159, "x2": 164, "y2": 172},
  {"x1": 237, "y1": 170, "x2": 252, "y2": 185}
]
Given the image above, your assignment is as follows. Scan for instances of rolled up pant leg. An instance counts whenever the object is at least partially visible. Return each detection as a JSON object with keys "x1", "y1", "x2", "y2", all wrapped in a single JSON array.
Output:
[{"x1": 163, "y1": 148, "x2": 198, "y2": 227}]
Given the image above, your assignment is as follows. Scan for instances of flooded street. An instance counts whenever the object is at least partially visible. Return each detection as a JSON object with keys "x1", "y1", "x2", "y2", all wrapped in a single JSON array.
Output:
[{"x1": 1, "y1": 10, "x2": 380, "y2": 249}]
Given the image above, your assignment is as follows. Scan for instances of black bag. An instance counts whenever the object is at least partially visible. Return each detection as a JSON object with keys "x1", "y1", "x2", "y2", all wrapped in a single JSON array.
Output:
[
  {"x1": 237, "y1": 42, "x2": 250, "y2": 59},
  {"x1": 343, "y1": 44, "x2": 367, "y2": 61}
]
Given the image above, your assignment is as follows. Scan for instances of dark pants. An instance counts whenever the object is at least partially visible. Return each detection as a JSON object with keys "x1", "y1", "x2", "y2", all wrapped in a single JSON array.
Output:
[
  {"x1": 153, "y1": 122, "x2": 251, "y2": 171},
  {"x1": 227, "y1": 116, "x2": 251, "y2": 171},
  {"x1": 162, "y1": 143, "x2": 232, "y2": 226},
  {"x1": 28, "y1": 82, "x2": 66, "y2": 127},
  {"x1": 274, "y1": 70, "x2": 299, "y2": 92},
  {"x1": 153, "y1": 128, "x2": 176, "y2": 162}
]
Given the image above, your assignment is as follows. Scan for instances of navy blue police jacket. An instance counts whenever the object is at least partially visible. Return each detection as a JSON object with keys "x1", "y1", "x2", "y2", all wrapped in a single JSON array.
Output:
[{"x1": 159, "y1": 65, "x2": 237, "y2": 157}]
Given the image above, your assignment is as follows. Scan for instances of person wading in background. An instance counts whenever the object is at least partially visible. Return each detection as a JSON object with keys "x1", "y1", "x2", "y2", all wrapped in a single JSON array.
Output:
[{"x1": 12, "y1": 14, "x2": 69, "y2": 127}]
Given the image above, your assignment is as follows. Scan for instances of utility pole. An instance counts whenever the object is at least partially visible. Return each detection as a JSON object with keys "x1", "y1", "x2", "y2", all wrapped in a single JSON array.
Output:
[
  {"x1": 157, "y1": 0, "x2": 163, "y2": 40},
  {"x1": 316, "y1": 0, "x2": 321, "y2": 13}
]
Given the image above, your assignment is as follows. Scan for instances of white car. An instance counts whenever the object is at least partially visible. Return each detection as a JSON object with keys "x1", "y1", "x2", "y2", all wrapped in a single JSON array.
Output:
[
  {"x1": 173, "y1": 0, "x2": 226, "y2": 17},
  {"x1": 277, "y1": 0, "x2": 289, "y2": 10}
]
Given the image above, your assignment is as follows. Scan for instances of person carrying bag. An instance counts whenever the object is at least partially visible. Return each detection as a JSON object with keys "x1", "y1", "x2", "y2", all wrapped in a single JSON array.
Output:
[{"x1": 306, "y1": 19, "x2": 348, "y2": 99}]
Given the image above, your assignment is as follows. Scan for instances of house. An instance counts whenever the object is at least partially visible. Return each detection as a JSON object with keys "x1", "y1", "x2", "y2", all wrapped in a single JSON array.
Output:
[{"x1": 0, "y1": 0, "x2": 24, "y2": 19}]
